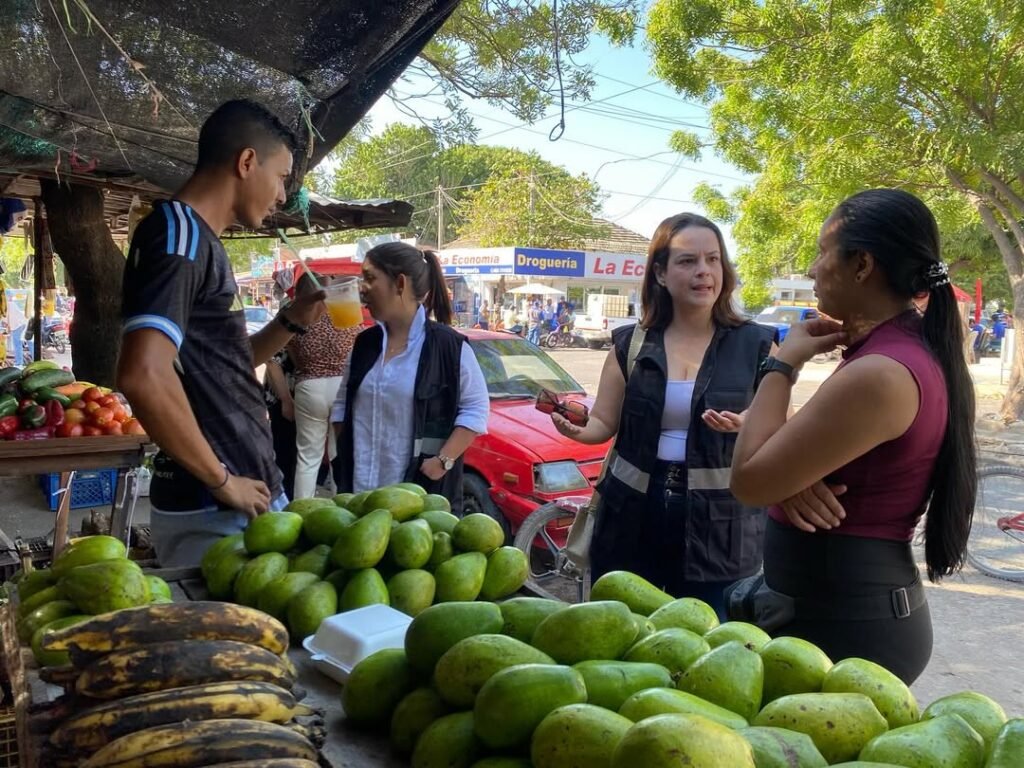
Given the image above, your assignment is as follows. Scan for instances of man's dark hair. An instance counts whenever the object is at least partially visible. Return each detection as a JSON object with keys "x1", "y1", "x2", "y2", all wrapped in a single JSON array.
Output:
[{"x1": 195, "y1": 100, "x2": 297, "y2": 172}]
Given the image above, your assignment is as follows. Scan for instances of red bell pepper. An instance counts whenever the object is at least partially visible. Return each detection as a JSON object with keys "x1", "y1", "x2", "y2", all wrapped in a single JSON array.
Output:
[
  {"x1": 11, "y1": 426, "x2": 55, "y2": 440},
  {"x1": 0, "y1": 415, "x2": 19, "y2": 439},
  {"x1": 44, "y1": 400, "x2": 65, "y2": 427}
]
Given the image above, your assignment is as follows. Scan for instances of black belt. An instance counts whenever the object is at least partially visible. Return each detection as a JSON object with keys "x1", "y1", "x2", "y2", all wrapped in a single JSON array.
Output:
[
  {"x1": 794, "y1": 575, "x2": 926, "y2": 621},
  {"x1": 653, "y1": 460, "x2": 686, "y2": 486}
]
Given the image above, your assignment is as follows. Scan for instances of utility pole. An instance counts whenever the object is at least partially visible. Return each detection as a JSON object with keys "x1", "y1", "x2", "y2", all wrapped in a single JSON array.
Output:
[
  {"x1": 528, "y1": 172, "x2": 536, "y2": 245},
  {"x1": 437, "y1": 184, "x2": 444, "y2": 249}
]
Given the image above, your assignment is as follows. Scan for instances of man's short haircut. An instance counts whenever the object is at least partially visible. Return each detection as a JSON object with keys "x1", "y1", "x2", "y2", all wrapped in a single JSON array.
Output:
[{"x1": 195, "y1": 100, "x2": 298, "y2": 172}]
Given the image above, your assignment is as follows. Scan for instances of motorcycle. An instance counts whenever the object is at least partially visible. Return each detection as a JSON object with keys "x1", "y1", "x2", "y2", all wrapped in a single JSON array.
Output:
[
  {"x1": 24, "y1": 315, "x2": 69, "y2": 355},
  {"x1": 540, "y1": 323, "x2": 587, "y2": 349}
]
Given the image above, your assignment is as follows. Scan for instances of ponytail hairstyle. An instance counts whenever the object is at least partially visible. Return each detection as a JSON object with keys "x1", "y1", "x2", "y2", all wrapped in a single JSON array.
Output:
[
  {"x1": 364, "y1": 242, "x2": 453, "y2": 325},
  {"x1": 831, "y1": 189, "x2": 976, "y2": 581}
]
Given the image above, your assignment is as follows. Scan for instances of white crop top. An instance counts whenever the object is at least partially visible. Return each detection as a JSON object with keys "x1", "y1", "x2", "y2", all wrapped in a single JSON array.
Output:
[{"x1": 658, "y1": 379, "x2": 695, "y2": 462}]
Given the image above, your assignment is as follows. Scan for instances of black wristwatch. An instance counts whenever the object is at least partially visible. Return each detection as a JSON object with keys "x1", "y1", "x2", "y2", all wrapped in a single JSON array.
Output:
[
  {"x1": 758, "y1": 356, "x2": 798, "y2": 383},
  {"x1": 275, "y1": 309, "x2": 307, "y2": 335}
]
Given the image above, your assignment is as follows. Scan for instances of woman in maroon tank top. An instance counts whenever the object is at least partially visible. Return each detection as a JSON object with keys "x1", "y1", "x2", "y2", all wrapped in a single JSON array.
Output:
[{"x1": 730, "y1": 189, "x2": 976, "y2": 684}]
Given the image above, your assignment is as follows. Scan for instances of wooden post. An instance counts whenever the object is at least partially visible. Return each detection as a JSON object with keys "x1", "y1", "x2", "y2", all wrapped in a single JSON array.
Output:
[
  {"x1": 31, "y1": 200, "x2": 43, "y2": 363},
  {"x1": 52, "y1": 471, "x2": 72, "y2": 557}
]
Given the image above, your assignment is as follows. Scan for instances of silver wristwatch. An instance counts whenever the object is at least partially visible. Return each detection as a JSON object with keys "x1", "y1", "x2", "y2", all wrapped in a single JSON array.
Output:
[{"x1": 437, "y1": 454, "x2": 456, "y2": 471}]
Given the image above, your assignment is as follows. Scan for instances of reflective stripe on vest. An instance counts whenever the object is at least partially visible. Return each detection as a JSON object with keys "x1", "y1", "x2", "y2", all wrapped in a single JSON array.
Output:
[
  {"x1": 688, "y1": 466, "x2": 731, "y2": 490},
  {"x1": 608, "y1": 450, "x2": 650, "y2": 494},
  {"x1": 413, "y1": 437, "x2": 446, "y2": 456}
]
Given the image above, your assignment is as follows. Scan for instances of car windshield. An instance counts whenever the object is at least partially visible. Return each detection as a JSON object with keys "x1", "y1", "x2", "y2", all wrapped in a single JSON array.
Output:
[
  {"x1": 470, "y1": 338, "x2": 586, "y2": 398},
  {"x1": 756, "y1": 307, "x2": 804, "y2": 325},
  {"x1": 244, "y1": 307, "x2": 272, "y2": 323}
]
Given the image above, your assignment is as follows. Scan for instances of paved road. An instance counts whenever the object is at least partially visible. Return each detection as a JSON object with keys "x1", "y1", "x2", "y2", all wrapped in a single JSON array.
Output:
[{"x1": 545, "y1": 347, "x2": 1024, "y2": 712}]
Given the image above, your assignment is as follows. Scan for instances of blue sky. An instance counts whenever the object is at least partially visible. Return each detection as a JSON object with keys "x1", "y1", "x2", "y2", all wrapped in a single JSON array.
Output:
[{"x1": 361, "y1": 36, "x2": 752, "y2": 252}]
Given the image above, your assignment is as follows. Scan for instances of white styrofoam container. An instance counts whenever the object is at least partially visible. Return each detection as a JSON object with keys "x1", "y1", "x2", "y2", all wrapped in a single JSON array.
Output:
[{"x1": 302, "y1": 604, "x2": 412, "y2": 684}]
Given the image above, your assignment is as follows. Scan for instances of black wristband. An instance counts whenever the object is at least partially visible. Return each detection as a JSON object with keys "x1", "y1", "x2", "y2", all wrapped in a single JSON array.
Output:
[
  {"x1": 206, "y1": 464, "x2": 230, "y2": 491},
  {"x1": 276, "y1": 310, "x2": 307, "y2": 335}
]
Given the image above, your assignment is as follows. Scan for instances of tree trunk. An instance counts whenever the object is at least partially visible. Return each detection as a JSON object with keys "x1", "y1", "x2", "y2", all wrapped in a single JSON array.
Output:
[{"x1": 38, "y1": 180, "x2": 124, "y2": 387}]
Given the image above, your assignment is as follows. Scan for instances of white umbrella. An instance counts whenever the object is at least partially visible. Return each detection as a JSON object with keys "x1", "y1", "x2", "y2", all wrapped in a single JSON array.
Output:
[{"x1": 508, "y1": 282, "x2": 564, "y2": 295}]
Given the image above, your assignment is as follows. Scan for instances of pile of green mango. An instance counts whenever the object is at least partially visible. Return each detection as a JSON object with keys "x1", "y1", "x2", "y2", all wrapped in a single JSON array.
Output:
[
  {"x1": 200, "y1": 482, "x2": 529, "y2": 644},
  {"x1": 342, "y1": 569, "x2": 1022, "y2": 768}
]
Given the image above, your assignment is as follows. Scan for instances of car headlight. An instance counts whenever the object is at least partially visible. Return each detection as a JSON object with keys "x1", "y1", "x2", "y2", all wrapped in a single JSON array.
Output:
[{"x1": 534, "y1": 461, "x2": 590, "y2": 494}]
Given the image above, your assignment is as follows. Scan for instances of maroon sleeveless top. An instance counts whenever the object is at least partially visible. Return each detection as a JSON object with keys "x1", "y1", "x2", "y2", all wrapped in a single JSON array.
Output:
[{"x1": 768, "y1": 311, "x2": 947, "y2": 541}]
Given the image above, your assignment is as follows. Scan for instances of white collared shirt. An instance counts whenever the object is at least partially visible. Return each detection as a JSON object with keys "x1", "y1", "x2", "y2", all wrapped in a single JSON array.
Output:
[{"x1": 330, "y1": 306, "x2": 489, "y2": 492}]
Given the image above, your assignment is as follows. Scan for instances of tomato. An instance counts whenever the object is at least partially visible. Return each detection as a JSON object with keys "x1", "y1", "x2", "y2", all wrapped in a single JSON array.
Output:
[
  {"x1": 81, "y1": 387, "x2": 104, "y2": 403},
  {"x1": 111, "y1": 405, "x2": 128, "y2": 423},
  {"x1": 92, "y1": 408, "x2": 114, "y2": 427},
  {"x1": 69, "y1": 399, "x2": 88, "y2": 411},
  {"x1": 123, "y1": 418, "x2": 147, "y2": 436},
  {"x1": 98, "y1": 395, "x2": 119, "y2": 409},
  {"x1": 103, "y1": 422, "x2": 123, "y2": 436},
  {"x1": 55, "y1": 422, "x2": 84, "y2": 438},
  {"x1": 63, "y1": 408, "x2": 87, "y2": 425},
  {"x1": 84, "y1": 401, "x2": 101, "y2": 415},
  {"x1": 82, "y1": 425, "x2": 103, "y2": 437}
]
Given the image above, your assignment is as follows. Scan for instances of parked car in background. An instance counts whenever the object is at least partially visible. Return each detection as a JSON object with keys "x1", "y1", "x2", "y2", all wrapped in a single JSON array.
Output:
[
  {"x1": 244, "y1": 305, "x2": 273, "y2": 335},
  {"x1": 754, "y1": 305, "x2": 819, "y2": 342},
  {"x1": 460, "y1": 330, "x2": 610, "y2": 540},
  {"x1": 573, "y1": 293, "x2": 638, "y2": 349}
]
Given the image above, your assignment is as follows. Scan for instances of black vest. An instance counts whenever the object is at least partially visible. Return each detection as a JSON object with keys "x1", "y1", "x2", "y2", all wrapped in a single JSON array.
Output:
[
  {"x1": 334, "y1": 321, "x2": 466, "y2": 514},
  {"x1": 597, "y1": 321, "x2": 775, "y2": 581}
]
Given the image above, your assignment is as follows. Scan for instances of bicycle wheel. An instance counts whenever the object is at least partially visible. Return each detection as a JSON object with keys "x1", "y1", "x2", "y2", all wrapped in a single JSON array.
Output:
[
  {"x1": 513, "y1": 501, "x2": 590, "y2": 603},
  {"x1": 967, "y1": 465, "x2": 1024, "y2": 582}
]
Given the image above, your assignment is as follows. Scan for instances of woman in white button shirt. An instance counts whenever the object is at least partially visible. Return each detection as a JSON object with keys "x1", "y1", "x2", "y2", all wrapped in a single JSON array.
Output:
[{"x1": 330, "y1": 243, "x2": 489, "y2": 513}]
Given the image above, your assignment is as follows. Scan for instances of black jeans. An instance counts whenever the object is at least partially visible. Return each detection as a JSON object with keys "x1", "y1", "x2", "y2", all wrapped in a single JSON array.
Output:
[
  {"x1": 591, "y1": 461, "x2": 734, "y2": 619},
  {"x1": 764, "y1": 518, "x2": 933, "y2": 684}
]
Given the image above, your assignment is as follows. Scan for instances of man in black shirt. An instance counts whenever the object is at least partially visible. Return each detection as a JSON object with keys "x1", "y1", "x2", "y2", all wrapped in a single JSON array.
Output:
[{"x1": 118, "y1": 100, "x2": 325, "y2": 566}]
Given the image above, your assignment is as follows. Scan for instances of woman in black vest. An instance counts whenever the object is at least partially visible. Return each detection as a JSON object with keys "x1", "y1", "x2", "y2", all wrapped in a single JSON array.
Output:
[
  {"x1": 550, "y1": 213, "x2": 775, "y2": 617},
  {"x1": 330, "y1": 243, "x2": 489, "y2": 514}
]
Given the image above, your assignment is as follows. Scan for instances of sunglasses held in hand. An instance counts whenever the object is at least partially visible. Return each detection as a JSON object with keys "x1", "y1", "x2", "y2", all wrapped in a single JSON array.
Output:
[{"x1": 535, "y1": 388, "x2": 590, "y2": 427}]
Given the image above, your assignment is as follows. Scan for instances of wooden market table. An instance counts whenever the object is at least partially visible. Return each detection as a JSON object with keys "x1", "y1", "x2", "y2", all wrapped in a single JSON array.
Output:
[{"x1": 0, "y1": 436, "x2": 153, "y2": 558}]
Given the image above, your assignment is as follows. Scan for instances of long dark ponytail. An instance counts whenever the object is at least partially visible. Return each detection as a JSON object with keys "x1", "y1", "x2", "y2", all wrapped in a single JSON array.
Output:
[
  {"x1": 833, "y1": 189, "x2": 976, "y2": 581},
  {"x1": 364, "y1": 243, "x2": 453, "y2": 325}
]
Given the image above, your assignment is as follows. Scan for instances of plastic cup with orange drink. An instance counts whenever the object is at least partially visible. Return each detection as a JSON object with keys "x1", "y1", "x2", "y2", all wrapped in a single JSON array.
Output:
[{"x1": 323, "y1": 278, "x2": 362, "y2": 329}]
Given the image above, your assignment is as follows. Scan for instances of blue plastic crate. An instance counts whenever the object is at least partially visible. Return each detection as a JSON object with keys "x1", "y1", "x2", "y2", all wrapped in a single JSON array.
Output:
[{"x1": 39, "y1": 469, "x2": 117, "y2": 511}]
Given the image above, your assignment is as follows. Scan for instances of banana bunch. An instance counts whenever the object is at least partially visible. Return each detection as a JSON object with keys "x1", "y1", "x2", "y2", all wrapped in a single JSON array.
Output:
[{"x1": 35, "y1": 601, "x2": 323, "y2": 767}]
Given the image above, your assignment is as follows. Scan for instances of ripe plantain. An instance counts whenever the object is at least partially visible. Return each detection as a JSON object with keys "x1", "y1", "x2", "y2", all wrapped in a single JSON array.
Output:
[
  {"x1": 42, "y1": 601, "x2": 288, "y2": 659},
  {"x1": 50, "y1": 681, "x2": 312, "y2": 752},
  {"x1": 75, "y1": 639, "x2": 295, "y2": 699},
  {"x1": 80, "y1": 719, "x2": 318, "y2": 768}
]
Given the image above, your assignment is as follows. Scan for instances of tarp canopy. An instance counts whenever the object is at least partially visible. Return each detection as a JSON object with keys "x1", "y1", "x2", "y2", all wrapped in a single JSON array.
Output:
[{"x1": 0, "y1": 0, "x2": 460, "y2": 197}]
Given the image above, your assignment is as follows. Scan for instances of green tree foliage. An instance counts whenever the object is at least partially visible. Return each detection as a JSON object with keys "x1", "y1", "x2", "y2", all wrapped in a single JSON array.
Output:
[
  {"x1": 329, "y1": 125, "x2": 604, "y2": 248},
  {"x1": 644, "y1": 0, "x2": 1024, "y2": 417}
]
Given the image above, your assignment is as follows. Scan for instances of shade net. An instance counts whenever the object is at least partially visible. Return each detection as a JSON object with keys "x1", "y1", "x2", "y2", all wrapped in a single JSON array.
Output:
[{"x1": 0, "y1": 0, "x2": 458, "y2": 193}]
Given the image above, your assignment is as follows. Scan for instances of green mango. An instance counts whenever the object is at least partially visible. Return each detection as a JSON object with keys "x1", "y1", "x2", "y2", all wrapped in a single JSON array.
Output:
[
  {"x1": 244, "y1": 511, "x2": 304, "y2": 554},
  {"x1": 618, "y1": 687, "x2": 749, "y2": 730},
  {"x1": 631, "y1": 612, "x2": 657, "y2": 642},
  {"x1": 987, "y1": 718, "x2": 1024, "y2": 768},
  {"x1": 332, "y1": 509, "x2": 392, "y2": 569},
  {"x1": 452, "y1": 513, "x2": 506, "y2": 553},
  {"x1": 419, "y1": 509, "x2": 460, "y2": 535},
  {"x1": 287, "y1": 580, "x2": 337, "y2": 641},
  {"x1": 387, "y1": 569, "x2": 436, "y2": 618},
  {"x1": 405, "y1": 601, "x2": 503, "y2": 675},
  {"x1": 823, "y1": 657, "x2": 919, "y2": 729},
  {"x1": 574, "y1": 660, "x2": 672, "y2": 712},
  {"x1": 390, "y1": 687, "x2": 450, "y2": 755},
  {"x1": 532, "y1": 703, "x2": 633, "y2": 768},
  {"x1": 284, "y1": 497, "x2": 337, "y2": 516},
  {"x1": 51, "y1": 535, "x2": 127, "y2": 580},
  {"x1": 145, "y1": 575, "x2": 172, "y2": 602},
  {"x1": 388, "y1": 519, "x2": 435, "y2": 570},
  {"x1": 200, "y1": 533, "x2": 245, "y2": 582},
  {"x1": 434, "y1": 552, "x2": 487, "y2": 602},
  {"x1": 257, "y1": 571, "x2": 319, "y2": 621},
  {"x1": 16, "y1": 568, "x2": 55, "y2": 603},
  {"x1": 623, "y1": 627, "x2": 709, "y2": 683},
  {"x1": 474, "y1": 664, "x2": 587, "y2": 750},
  {"x1": 289, "y1": 544, "x2": 333, "y2": 578},
  {"x1": 426, "y1": 532, "x2": 455, "y2": 570},
  {"x1": 434, "y1": 634, "x2": 554, "y2": 708},
  {"x1": 590, "y1": 570, "x2": 673, "y2": 616},
  {"x1": 859, "y1": 713, "x2": 986, "y2": 768},
  {"x1": 740, "y1": 726, "x2": 828, "y2": 768},
  {"x1": 346, "y1": 490, "x2": 371, "y2": 516},
  {"x1": 205, "y1": 549, "x2": 250, "y2": 600},
  {"x1": 678, "y1": 641, "x2": 764, "y2": 722},
  {"x1": 754, "y1": 692, "x2": 889, "y2": 764},
  {"x1": 343, "y1": 648, "x2": 418, "y2": 727},
  {"x1": 18, "y1": 584, "x2": 61, "y2": 618},
  {"x1": 31, "y1": 614, "x2": 91, "y2": 666},
  {"x1": 18, "y1": 600, "x2": 79, "y2": 644},
  {"x1": 479, "y1": 546, "x2": 528, "y2": 601},
  {"x1": 58, "y1": 559, "x2": 151, "y2": 614},
  {"x1": 499, "y1": 597, "x2": 567, "y2": 644},
  {"x1": 332, "y1": 492, "x2": 355, "y2": 508},
  {"x1": 470, "y1": 760, "x2": 532, "y2": 768},
  {"x1": 234, "y1": 552, "x2": 289, "y2": 607},
  {"x1": 920, "y1": 691, "x2": 1006, "y2": 748},
  {"x1": 394, "y1": 482, "x2": 428, "y2": 497},
  {"x1": 364, "y1": 487, "x2": 425, "y2": 523},
  {"x1": 422, "y1": 493, "x2": 452, "y2": 513},
  {"x1": 339, "y1": 568, "x2": 390, "y2": 612},
  {"x1": 649, "y1": 596, "x2": 720, "y2": 634},
  {"x1": 532, "y1": 601, "x2": 637, "y2": 664},
  {"x1": 411, "y1": 711, "x2": 480, "y2": 768},
  {"x1": 303, "y1": 505, "x2": 357, "y2": 546},
  {"x1": 704, "y1": 621, "x2": 772, "y2": 652},
  {"x1": 611, "y1": 713, "x2": 756, "y2": 768},
  {"x1": 759, "y1": 636, "x2": 833, "y2": 703}
]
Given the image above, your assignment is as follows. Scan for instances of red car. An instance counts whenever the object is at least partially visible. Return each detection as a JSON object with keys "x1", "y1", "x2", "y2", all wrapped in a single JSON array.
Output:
[{"x1": 459, "y1": 329, "x2": 611, "y2": 540}]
